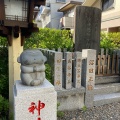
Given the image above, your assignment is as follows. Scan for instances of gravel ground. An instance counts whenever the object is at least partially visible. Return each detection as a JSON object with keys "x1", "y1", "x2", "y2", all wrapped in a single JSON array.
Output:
[{"x1": 57, "y1": 102, "x2": 120, "y2": 120}]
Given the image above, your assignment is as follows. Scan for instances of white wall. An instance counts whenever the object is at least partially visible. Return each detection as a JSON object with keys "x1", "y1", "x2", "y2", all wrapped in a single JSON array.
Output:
[
  {"x1": 45, "y1": 13, "x2": 51, "y2": 27},
  {"x1": 41, "y1": 13, "x2": 51, "y2": 28},
  {"x1": 39, "y1": 0, "x2": 84, "y2": 28},
  {"x1": 50, "y1": 0, "x2": 84, "y2": 4},
  {"x1": 101, "y1": 0, "x2": 120, "y2": 30},
  {"x1": 64, "y1": 7, "x2": 75, "y2": 17},
  {"x1": 51, "y1": 3, "x2": 63, "y2": 28},
  {"x1": 36, "y1": 22, "x2": 42, "y2": 28},
  {"x1": 66, "y1": 0, "x2": 84, "y2": 3},
  {"x1": 102, "y1": 0, "x2": 120, "y2": 16}
]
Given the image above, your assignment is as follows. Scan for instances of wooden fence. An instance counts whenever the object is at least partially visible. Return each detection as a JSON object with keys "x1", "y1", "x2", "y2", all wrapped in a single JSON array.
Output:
[{"x1": 96, "y1": 48, "x2": 120, "y2": 76}]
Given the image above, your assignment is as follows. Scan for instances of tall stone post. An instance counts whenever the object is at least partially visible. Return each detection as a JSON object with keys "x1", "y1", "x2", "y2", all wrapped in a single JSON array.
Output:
[
  {"x1": 74, "y1": 6, "x2": 101, "y2": 54},
  {"x1": 9, "y1": 31, "x2": 23, "y2": 112},
  {"x1": 82, "y1": 49, "x2": 96, "y2": 107}
]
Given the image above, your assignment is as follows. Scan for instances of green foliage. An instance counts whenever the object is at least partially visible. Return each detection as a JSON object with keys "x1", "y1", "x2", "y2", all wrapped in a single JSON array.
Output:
[
  {"x1": 24, "y1": 28, "x2": 73, "y2": 83},
  {"x1": 45, "y1": 64, "x2": 52, "y2": 83},
  {"x1": 0, "y1": 37, "x2": 9, "y2": 119},
  {"x1": 57, "y1": 102, "x2": 64, "y2": 118},
  {"x1": 81, "y1": 106, "x2": 87, "y2": 112},
  {"x1": 0, "y1": 95, "x2": 9, "y2": 119},
  {"x1": 24, "y1": 28, "x2": 73, "y2": 50},
  {"x1": 0, "y1": 47, "x2": 9, "y2": 99},
  {"x1": 9, "y1": 113, "x2": 14, "y2": 120},
  {"x1": 100, "y1": 32, "x2": 120, "y2": 50},
  {"x1": 0, "y1": 36, "x2": 8, "y2": 47}
]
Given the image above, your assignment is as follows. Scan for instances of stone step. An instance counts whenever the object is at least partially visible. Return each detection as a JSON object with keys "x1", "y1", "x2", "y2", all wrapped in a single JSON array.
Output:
[
  {"x1": 94, "y1": 83, "x2": 120, "y2": 95},
  {"x1": 95, "y1": 76, "x2": 120, "y2": 85},
  {"x1": 94, "y1": 92, "x2": 120, "y2": 106}
]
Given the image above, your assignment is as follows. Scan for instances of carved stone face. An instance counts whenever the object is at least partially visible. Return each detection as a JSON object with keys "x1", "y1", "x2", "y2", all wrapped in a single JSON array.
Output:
[{"x1": 17, "y1": 50, "x2": 47, "y2": 65}]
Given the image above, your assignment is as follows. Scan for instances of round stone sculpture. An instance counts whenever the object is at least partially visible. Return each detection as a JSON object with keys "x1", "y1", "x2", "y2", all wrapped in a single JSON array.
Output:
[{"x1": 17, "y1": 49, "x2": 47, "y2": 86}]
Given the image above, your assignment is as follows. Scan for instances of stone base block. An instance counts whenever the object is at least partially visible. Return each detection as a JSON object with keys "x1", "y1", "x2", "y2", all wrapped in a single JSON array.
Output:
[
  {"x1": 57, "y1": 87, "x2": 85, "y2": 111},
  {"x1": 14, "y1": 80, "x2": 57, "y2": 120},
  {"x1": 58, "y1": 94, "x2": 84, "y2": 111}
]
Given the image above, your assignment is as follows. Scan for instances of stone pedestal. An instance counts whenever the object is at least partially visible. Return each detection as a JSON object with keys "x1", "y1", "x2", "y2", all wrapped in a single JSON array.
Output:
[{"x1": 14, "y1": 80, "x2": 57, "y2": 120}]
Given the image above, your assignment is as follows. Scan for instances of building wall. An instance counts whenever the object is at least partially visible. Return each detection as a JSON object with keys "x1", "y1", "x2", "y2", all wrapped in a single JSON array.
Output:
[
  {"x1": 36, "y1": 21, "x2": 42, "y2": 28},
  {"x1": 101, "y1": 0, "x2": 120, "y2": 31},
  {"x1": 84, "y1": 0, "x2": 120, "y2": 32},
  {"x1": 61, "y1": 7, "x2": 75, "y2": 29},
  {"x1": 44, "y1": 0, "x2": 70, "y2": 28},
  {"x1": 92, "y1": 0, "x2": 101, "y2": 9},
  {"x1": 39, "y1": 0, "x2": 84, "y2": 29},
  {"x1": 50, "y1": 3, "x2": 63, "y2": 28},
  {"x1": 37, "y1": 10, "x2": 51, "y2": 28},
  {"x1": 44, "y1": 12, "x2": 51, "y2": 27},
  {"x1": 64, "y1": 7, "x2": 75, "y2": 17},
  {"x1": 49, "y1": 0, "x2": 82, "y2": 4}
]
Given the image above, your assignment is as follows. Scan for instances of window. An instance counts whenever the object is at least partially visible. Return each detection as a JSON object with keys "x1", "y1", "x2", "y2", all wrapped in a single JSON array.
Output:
[
  {"x1": 102, "y1": 0, "x2": 114, "y2": 11},
  {"x1": 4, "y1": 0, "x2": 28, "y2": 21}
]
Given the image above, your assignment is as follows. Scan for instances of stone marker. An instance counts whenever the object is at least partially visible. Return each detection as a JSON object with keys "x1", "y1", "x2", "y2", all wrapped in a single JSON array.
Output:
[
  {"x1": 64, "y1": 52, "x2": 72, "y2": 89},
  {"x1": 82, "y1": 49, "x2": 96, "y2": 107},
  {"x1": 74, "y1": 6, "x2": 101, "y2": 54},
  {"x1": 73, "y1": 52, "x2": 82, "y2": 88},
  {"x1": 54, "y1": 52, "x2": 63, "y2": 90}
]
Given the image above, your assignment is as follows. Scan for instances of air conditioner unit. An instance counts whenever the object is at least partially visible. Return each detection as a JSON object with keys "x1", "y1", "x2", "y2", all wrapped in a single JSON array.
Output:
[{"x1": 62, "y1": 17, "x2": 74, "y2": 29}]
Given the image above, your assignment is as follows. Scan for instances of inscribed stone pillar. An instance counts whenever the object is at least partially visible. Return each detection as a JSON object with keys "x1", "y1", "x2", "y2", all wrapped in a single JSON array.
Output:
[
  {"x1": 73, "y1": 52, "x2": 82, "y2": 88},
  {"x1": 82, "y1": 49, "x2": 96, "y2": 107},
  {"x1": 74, "y1": 6, "x2": 101, "y2": 54},
  {"x1": 54, "y1": 52, "x2": 63, "y2": 90},
  {"x1": 64, "y1": 52, "x2": 72, "y2": 89}
]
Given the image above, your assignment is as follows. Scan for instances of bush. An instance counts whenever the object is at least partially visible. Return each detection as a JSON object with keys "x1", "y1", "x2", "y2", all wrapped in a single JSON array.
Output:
[
  {"x1": 0, "y1": 36, "x2": 8, "y2": 47},
  {"x1": 100, "y1": 32, "x2": 120, "y2": 50},
  {"x1": 0, "y1": 47, "x2": 9, "y2": 99},
  {"x1": 0, "y1": 37, "x2": 9, "y2": 119},
  {"x1": 57, "y1": 102, "x2": 64, "y2": 118},
  {"x1": 0, "y1": 46, "x2": 9, "y2": 100},
  {"x1": 0, "y1": 95, "x2": 9, "y2": 119},
  {"x1": 45, "y1": 64, "x2": 52, "y2": 83},
  {"x1": 24, "y1": 28, "x2": 73, "y2": 50}
]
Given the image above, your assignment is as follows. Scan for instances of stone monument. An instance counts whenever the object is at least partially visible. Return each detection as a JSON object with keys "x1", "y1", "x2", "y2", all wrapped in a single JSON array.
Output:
[
  {"x1": 14, "y1": 50, "x2": 57, "y2": 120},
  {"x1": 74, "y1": 6, "x2": 101, "y2": 54}
]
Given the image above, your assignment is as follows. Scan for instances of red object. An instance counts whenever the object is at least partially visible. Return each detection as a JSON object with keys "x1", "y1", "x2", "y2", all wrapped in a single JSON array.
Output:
[
  {"x1": 28, "y1": 100, "x2": 45, "y2": 120},
  {"x1": 28, "y1": 102, "x2": 36, "y2": 114}
]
